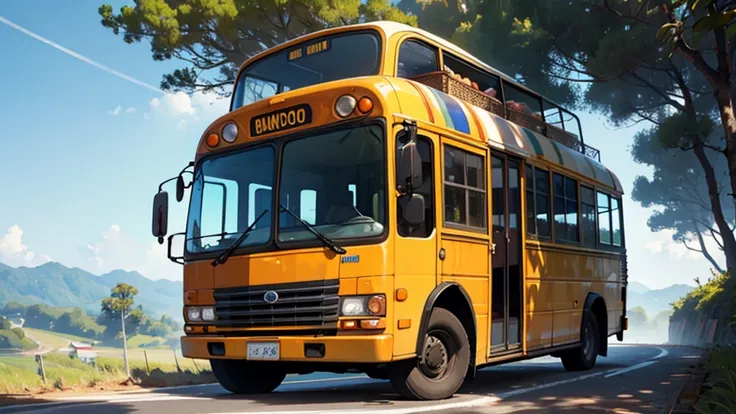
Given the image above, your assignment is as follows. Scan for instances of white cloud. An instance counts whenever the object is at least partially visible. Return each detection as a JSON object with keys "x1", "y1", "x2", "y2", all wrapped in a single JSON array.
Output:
[
  {"x1": 143, "y1": 112, "x2": 151, "y2": 120},
  {"x1": 149, "y1": 97, "x2": 161, "y2": 110},
  {"x1": 126, "y1": 107, "x2": 136, "y2": 113},
  {"x1": 150, "y1": 92, "x2": 196, "y2": 116},
  {"x1": 108, "y1": 105, "x2": 122, "y2": 116},
  {"x1": 176, "y1": 119, "x2": 188, "y2": 131},
  {"x1": 645, "y1": 228, "x2": 724, "y2": 264},
  {"x1": 146, "y1": 91, "x2": 229, "y2": 121},
  {"x1": 0, "y1": 225, "x2": 51, "y2": 267},
  {"x1": 82, "y1": 224, "x2": 181, "y2": 280}
]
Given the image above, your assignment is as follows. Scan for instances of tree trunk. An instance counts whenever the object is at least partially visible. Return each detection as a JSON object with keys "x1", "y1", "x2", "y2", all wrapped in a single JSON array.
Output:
[
  {"x1": 121, "y1": 309, "x2": 130, "y2": 379},
  {"x1": 714, "y1": 86, "x2": 736, "y2": 217},
  {"x1": 693, "y1": 143, "x2": 736, "y2": 272},
  {"x1": 694, "y1": 225, "x2": 725, "y2": 274}
]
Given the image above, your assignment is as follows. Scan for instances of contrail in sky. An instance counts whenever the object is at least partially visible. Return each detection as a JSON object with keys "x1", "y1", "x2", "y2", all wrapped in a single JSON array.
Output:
[{"x1": 0, "y1": 15, "x2": 164, "y2": 94}]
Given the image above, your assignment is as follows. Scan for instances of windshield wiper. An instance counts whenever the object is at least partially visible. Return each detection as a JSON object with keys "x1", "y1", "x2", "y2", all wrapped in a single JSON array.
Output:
[
  {"x1": 279, "y1": 204, "x2": 346, "y2": 255},
  {"x1": 211, "y1": 209, "x2": 269, "y2": 267}
]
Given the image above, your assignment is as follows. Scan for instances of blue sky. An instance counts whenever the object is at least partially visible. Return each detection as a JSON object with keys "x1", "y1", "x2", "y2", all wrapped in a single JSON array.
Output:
[{"x1": 0, "y1": 1, "x2": 719, "y2": 288}]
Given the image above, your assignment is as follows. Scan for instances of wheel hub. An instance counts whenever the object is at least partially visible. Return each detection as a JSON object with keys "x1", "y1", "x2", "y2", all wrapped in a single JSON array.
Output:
[
  {"x1": 420, "y1": 335, "x2": 448, "y2": 378},
  {"x1": 583, "y1": 323, "x2": 594, "y2": 359}
]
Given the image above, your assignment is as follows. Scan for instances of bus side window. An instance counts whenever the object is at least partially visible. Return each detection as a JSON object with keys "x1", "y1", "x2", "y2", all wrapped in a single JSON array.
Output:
[
  {"x1": 597, "y1": 191, "x2": 612, "y2": 245},
  {"x1": 397, "y1": 136, "x2": 434, "y2": 238},
  {"x1": 553, "y1": 173, "x2": 579, "y2": 243},
  {"x1": 525, "y1": 165, "x2": 550, "y2": 239},
  {"x1": 581, "y1": 185, "x2": 596, "y2": 247},
  {"x1": 397, "y1": 40, "x2": 438, "y2": 79}
]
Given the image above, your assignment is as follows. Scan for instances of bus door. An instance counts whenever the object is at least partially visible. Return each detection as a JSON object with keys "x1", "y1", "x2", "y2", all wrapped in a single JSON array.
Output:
[{"x1": 490, "y1": 153, "x2": 523, "y2": 355}]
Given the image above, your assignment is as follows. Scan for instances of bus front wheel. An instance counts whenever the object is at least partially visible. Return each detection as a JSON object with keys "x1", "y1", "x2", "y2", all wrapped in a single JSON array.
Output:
[
  {"x1": 210, "y1": 359, "x2": 286, "y2": 394},
  {"x1": 561, "y1": 309, "x2": 600, "y2": 371},
  {"x1": 389, "y1": 307, "x2": 470, "y2": 400}
]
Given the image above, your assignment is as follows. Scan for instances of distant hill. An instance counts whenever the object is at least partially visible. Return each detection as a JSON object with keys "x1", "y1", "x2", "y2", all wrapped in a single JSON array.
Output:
[
  {"x1": 0, "y1": 262, "x2": 182, "y2": 321},
  {"x1": 627, "y1": 283, "x2": 695, "y2": 318},
  {"x1": 627, "y1": 281, "x2": 651, "y2": 295}
]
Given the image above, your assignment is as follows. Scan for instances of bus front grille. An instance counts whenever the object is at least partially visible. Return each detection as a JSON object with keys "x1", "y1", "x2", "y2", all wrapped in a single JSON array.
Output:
[{"x1": 213, "y1": 279, "x2": 340, "y2": 328}]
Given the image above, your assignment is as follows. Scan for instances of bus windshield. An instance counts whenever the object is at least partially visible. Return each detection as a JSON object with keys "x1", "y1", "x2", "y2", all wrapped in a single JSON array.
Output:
[
  {"x1": 231, "y1": 31, "x2": 382, "y2": 110},
  {"x1": 185, "y1": 124, "x2": 387, "y2": 256}
]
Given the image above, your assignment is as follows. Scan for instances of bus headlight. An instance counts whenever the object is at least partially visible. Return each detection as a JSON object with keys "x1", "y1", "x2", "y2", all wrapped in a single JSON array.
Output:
[
  {"x1": 339, "y1": 295, "x2": 386, "y2": 316},
  {"x1": 186, "y1": 306, "x2": 215, "y2": 322},
  {"x1": 335, "y1": 95, "x2": 356, "y2": 118},
  {"x1": 222, "y1": 122, "x2": 238, "y2": 143},
  {"x1": 186, "y1": 307, "x2": 202, "y2": 321},
  {"x1": 201, "y1": 307, "x2": 216, "y2": 321}
]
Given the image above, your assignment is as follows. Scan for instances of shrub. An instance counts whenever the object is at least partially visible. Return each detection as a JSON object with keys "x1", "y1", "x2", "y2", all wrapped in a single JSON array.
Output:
[
  {"x1": 11, "y1": 327, "x2": 25, "y2": 339},
  {"x1": 695, "y1": 346, "x2": 736, "y2": 414}
]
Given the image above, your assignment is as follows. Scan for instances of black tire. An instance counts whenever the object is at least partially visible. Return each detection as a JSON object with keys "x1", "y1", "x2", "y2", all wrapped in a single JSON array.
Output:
[
  {"x1": 561, "y1": 309, "x2": 600, "y2": 372},
  {"x1": 389, "y1": 307, "x2": 470, "y2": 400},
  {"x1": 210, "y1": 359, "x2": 286, "y2": 394}
]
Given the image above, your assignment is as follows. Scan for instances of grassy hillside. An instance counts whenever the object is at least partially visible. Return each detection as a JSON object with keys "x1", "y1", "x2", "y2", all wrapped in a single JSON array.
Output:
[{"x1": 0, "y1": 262, "x2": 182, "y2": 320}]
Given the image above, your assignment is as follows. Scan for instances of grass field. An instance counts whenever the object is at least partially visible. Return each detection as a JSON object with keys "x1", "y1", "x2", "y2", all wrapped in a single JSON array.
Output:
[
  {"x1": 22, "y1": 328, "x2": 205, "y2": 370},
  {"x1": 23, "y1": 328, "x2": 96, "y2": 349},
  {"x1": 127, "y1": 334, "x2": 164, "y2": 348},
  {"x1": 0, "y1": 352, "x2": 214, "y2": 394}
]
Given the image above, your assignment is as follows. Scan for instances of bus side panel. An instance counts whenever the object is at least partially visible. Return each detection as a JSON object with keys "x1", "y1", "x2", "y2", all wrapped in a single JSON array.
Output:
[
  {"x1": 524, "y1": 247, "x2": 553, "y2": 351},
  {"x1": 602, "y1": 257, "x2": 625, "y2": 335},
  {"x1": 440, "y1": 237, "x2": 489, "y2": 365}
]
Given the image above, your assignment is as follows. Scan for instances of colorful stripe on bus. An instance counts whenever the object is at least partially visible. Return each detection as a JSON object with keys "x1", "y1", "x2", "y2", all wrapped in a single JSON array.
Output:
[{"x1": 408, "y1": 81, "x2": 623, "y2": 193}]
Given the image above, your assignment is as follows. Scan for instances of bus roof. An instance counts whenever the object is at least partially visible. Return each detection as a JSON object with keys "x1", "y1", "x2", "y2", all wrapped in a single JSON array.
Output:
[{"x1": 236, "y1": 21, "x2": 574, "y2": 115}]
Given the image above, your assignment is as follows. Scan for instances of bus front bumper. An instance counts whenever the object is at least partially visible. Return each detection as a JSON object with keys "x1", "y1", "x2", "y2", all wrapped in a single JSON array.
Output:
[{"x1": 181, "y1": 334, "x2": 394, "y2": 363}]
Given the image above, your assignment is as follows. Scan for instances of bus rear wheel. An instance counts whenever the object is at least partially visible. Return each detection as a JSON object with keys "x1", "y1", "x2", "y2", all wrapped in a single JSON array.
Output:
[
  {"x1": 210, "y1": 359, "x2": 286, "y2": 394},
  {"x1": 561, "y1": 309, "x2": 600, "y2": 372},
  {"x1": 389, "y1": 307, "x2": 470, "y2": 400}
]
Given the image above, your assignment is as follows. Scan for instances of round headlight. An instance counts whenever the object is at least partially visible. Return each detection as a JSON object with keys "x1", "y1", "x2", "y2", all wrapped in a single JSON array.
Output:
[
  {"x1": 222, "y1": 122, "x2": 238, "y2": 143},
  {"x1": 335, "y1": 95, "x2": 357, "y2": 118},
  {"x1": 187, "y1": 307, "x2": 202, "y2": 321}
]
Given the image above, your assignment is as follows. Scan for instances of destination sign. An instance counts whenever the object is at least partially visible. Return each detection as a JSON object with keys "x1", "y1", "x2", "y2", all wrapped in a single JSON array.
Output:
[
  {"x1": 287, "y1": 39, "x2": 331, "y2": 61},
  {"x1": 250, "y1": 104, "x2": 312, "y2": 137}
]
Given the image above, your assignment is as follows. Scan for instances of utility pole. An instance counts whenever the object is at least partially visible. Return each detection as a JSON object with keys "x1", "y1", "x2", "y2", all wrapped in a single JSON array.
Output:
[{"x1": 121, "y1": 308, "x2": 130, "y2": 379}]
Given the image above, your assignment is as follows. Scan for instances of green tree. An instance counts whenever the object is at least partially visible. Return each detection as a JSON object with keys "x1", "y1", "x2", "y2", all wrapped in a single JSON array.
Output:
[
  {"x1": 632, "y1": 126, "x2": 733, "y2": 273},
  {"x1": 98, "y1": 0, "x2": 416, "y2": 95},
  {"x1": 0, "y1": 318, "x2": 11, "y2": 330},
  {"x1": 440, "y1": 0, "x2": 736, "y2": 270},
  {"x1": 100, "y1": 283, "x2": 139, "y2": 379},
  {"x1": 628, "y1": 306, "x2": 649, "y2": 326},
  {"x1": 2, "y1": 302, "x2": 27, "y2": 317}
]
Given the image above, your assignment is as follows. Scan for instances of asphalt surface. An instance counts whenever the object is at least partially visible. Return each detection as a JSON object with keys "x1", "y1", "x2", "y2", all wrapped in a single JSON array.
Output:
[{"x1": 2, "y1": 343, "x2": 702, "y2": 414}]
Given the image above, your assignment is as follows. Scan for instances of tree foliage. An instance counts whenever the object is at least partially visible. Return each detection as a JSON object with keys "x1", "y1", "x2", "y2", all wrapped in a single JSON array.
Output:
[
  {"x1": 98, "y1": 0, "x2": 416, "y2": 95},
  {"x1": 98, "y1": 0, "x2": 736, "y2": 270}
]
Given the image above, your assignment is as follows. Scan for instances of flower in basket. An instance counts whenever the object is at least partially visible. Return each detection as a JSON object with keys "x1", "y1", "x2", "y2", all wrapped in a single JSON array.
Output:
[
  {"x1": 484, "y1": 87, "x2": 497, "y2": 98},
  {"x1": 506, "y1": 101, "x2": 523, "y2": 112}
]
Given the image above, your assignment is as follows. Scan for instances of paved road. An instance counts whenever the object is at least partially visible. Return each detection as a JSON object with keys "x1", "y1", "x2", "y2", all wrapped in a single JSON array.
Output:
[{"x1": 2, "y1": 344, "x2": 702, "y2": 414}]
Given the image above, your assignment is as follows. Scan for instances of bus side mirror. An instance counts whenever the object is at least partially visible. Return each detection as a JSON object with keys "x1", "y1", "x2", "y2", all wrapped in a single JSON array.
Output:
[
  {"x1": 397, "y1": 139, "x2": 423, "y2": 193},
  {"x1": 152, "y1": 191, "x2": 169, "y2": 244},
  {"x1": 399, "y1": 193, "x2": 425, "y2": 226},
  {"x1": 176, "y1": 176, "x2": 185, "y2": 202}
]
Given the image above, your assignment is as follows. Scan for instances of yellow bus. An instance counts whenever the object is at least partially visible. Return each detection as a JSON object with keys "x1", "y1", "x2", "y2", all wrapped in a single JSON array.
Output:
[{"x1": 151, "y1": 21, "x2": 628, "y2": 400}]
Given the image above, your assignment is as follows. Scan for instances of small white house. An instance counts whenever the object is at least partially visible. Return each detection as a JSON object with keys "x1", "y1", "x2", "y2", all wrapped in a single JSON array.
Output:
[{"x1": 69, "y1": 342, "x2": 97, "y2": 364}]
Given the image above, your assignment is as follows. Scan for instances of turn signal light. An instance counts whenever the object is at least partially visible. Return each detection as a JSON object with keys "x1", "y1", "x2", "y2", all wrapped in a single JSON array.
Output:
[
  {"x1": 367, "y1": 295, "x2": 386, "y2": 315},
  {"x1": 360, "y1": 319, "x2": 385, "y2": 329},
  {"x1": 206, "y1": 133, "x2": 220, "y2": 147},
  {"x1": 357, "y1": 97, "x2": 373, "y2": 114},
  {"x1": 341, "y1": 320, "x2": 358, "y2": 329}
]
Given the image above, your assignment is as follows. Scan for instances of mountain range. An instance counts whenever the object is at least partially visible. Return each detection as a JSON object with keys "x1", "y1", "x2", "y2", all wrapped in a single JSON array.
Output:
[
  {"x1": 626, "y1": 282, "x2": 694, "y2": 317},
  {"x1": 0, "y1": 262, "x2": 182, "y2": 321},
  {"x1": 0, "y1": 261, "x2": 693, "y2": 325}
]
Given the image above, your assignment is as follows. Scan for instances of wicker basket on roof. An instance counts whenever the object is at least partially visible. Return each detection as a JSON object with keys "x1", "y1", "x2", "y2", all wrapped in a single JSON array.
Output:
[
  {"x1": 410, "y1": 71, "x2": 505, "y2": 117},
  {"x1": 506, "y1": 108, "x2": 547, "y2": 135},
  {"x1": 546, "y1": 123, "x2": 581, "y2": 150}
]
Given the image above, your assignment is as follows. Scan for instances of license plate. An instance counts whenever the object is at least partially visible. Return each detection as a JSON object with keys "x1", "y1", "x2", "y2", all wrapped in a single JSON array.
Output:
[{"x1": 247, "y1": 342, "x2": 280, "y2": 360}]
